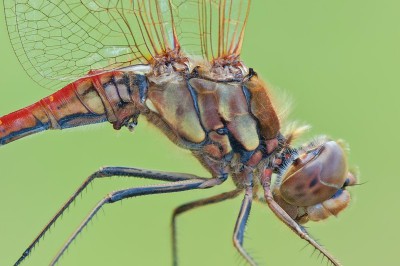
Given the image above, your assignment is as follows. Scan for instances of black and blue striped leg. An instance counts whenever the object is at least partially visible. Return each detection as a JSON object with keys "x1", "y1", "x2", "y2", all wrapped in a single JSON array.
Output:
[
  {"x1": 171, "y1": 189, "x2": 243, "y2": 266},
  {"x1": 14, "y1": 166, "x2": 210, "y2": 266},
  {"x1": 50, "y1": 174, "x2": 227, "y2": 265},
  {"x1": 233, "y1": 186, "x2": 257, "y2": 266}
]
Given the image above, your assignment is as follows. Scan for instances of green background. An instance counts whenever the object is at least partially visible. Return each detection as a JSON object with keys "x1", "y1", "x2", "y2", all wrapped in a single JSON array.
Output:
[{"x1": 0, "y1": 0, "x2": 398, "y2": 265}]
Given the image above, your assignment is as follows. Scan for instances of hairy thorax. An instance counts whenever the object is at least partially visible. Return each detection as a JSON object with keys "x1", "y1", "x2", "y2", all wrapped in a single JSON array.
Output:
[{"x1": 143, "y1": 58, "x2": 281, "y2": 186}]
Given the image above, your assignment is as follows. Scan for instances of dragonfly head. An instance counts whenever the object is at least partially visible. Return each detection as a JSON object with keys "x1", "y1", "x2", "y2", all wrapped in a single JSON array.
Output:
[{"x1": 272, "y1": 137, "x2": 357, "y2": 224}]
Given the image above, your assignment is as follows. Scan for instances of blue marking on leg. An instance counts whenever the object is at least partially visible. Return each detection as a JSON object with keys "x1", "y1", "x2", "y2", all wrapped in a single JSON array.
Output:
[
  {"x1": 109, "y1": 181, "x2": 204, "y2": 202},
  {"x1": 236, "y1": 193, "x2": 252, "y2": 245}
]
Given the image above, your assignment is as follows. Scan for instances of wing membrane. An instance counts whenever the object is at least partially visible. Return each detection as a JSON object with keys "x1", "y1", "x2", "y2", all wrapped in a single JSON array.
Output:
[
  {"x1": 3, "y1": 0, "x2": 251, "y2": 89},
  {"x1": 4, "y1": 0, "x2": 178, "y2": 89},
  {"x1": 170, "y1": 0, "x2": 250, "y2": 60}
]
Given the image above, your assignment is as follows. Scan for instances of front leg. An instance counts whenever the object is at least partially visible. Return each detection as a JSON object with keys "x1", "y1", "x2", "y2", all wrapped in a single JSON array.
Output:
[{"x1": 260, "y1": 170, "x2": 342, "y2": 266}]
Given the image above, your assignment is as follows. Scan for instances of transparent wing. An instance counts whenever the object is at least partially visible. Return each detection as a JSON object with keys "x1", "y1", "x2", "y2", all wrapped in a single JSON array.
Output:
[
  {"x1": 4, "y1": 0, "x2": 251, "y2": 89},
  {"x1": 3, "y1": 0, "x2": 178, "y2": 89},
  {"x1": 170, "y1": 0, "x2": 251, "y2": 61}
]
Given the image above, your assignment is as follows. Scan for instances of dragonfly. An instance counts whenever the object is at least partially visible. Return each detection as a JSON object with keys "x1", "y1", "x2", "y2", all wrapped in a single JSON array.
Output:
[{"x1": 0, "y1": 0, "x2": 357, "y2": 265}]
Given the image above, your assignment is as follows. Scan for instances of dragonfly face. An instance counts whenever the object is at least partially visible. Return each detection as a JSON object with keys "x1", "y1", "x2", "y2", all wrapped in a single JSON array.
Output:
[
  {"x1": 272, "y1": 138, "x2": 357, "y2": 224},
  {"x1": 0, "y1": 0, "x2": 357, "y2": 265}
]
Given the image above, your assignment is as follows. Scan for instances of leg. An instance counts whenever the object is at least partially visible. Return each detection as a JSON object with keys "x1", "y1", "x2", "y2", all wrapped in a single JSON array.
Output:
[
  {"x1": 50, "y1": 175, "x2": 227, "y2": 265},
  {"x1": 259, "y1": 171, "x2": 342, "y2": 266},
  {"x1": 14, "y1": 166, "x2": 211, "y2": 266},
  {"x1": 171, "y1": 189, "x2": 242, "y2": 266},
  {"x1": 233, "y1": 186, "x2": 257, "y2": 266}
]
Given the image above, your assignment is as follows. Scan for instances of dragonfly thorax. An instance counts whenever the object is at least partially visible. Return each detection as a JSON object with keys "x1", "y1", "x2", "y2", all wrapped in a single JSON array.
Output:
[{"x1": 142, "y1": 60, "x2": 280, "y2": 181}]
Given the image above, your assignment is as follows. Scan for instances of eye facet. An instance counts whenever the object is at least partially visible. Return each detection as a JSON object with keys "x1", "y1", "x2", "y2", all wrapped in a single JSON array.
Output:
[{"x1": 279, "y1": 140, "x2": 348, "y2": 207}]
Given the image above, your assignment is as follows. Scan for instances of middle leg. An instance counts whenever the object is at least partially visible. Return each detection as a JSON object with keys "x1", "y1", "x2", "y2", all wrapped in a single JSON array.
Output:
[
  {"x1": 233, "y1": 186, "x2": 257, "y2": 266},
  {"x1": 171, "y1": 189, "x2": 243, "y2": 265}
]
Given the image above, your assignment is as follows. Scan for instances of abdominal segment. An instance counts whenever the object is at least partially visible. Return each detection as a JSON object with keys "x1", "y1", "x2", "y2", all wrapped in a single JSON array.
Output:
[{"x1": 0, "y1": 71, "x2": 147, "y2": 146}]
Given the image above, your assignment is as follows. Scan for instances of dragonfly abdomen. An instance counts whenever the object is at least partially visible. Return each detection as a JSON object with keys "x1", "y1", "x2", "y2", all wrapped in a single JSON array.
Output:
[{"x1": 0, "y1": 70, "x2": 148, "y2": 146}]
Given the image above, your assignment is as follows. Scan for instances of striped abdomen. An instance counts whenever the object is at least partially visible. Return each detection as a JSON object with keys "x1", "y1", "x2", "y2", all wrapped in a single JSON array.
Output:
[{"x1": 0, "y1": 70, "x2": 148, "y2": 146}]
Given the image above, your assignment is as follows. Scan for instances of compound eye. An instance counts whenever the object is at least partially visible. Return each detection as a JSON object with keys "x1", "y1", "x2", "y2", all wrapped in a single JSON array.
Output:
[{"x1": 280, "y1": 141, "x2": 348, "y2": 206}]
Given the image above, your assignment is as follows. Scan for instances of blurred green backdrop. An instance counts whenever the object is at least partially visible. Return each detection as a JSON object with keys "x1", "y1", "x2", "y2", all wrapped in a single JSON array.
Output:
[{"x1": 0, "y1": 0, "x2": 398, "y2": 265}]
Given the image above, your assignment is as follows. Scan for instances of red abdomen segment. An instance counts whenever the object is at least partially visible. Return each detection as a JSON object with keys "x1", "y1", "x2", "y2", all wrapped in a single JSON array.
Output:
[{"x1": 0, "y1": 71, "x2": 145, "y2": 146}]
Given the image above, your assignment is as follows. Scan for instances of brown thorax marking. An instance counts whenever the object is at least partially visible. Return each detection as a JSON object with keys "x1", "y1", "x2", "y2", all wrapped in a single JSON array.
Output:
[{"x1": 144, "y1": 50, "x2": 282, "y2": 186}]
